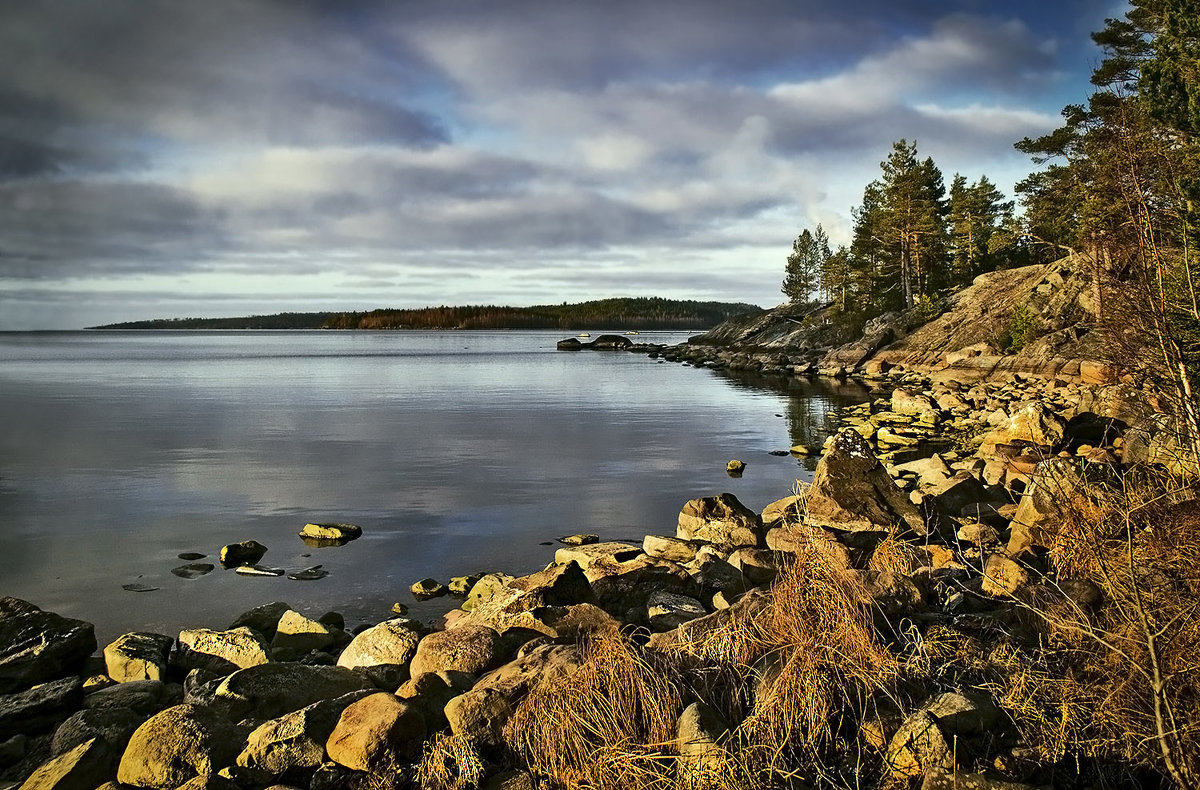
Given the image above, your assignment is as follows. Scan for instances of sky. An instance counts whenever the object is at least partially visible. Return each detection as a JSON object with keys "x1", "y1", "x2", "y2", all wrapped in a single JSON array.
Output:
[{"x1": 0, "y1": 0, "x2": 1127, "y2": 329}]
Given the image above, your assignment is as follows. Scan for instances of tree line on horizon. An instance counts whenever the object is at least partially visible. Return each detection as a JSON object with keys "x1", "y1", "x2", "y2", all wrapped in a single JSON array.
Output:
[
  {"x1": 322, "y1": 297, "x2": 762, "y2": 330},
  {"x1": 95, "y1": 298, "x2": 762, "y2": 331}
]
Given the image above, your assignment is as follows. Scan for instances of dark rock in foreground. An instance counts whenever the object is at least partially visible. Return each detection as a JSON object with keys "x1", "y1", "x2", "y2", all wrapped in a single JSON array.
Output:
[{"x1": 0, "y1": 598, "x2": 96, "y2": 696}]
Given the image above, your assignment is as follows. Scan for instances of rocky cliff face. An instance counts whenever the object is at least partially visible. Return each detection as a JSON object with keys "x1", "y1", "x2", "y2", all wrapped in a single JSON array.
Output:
[{"x1": 690, "y1": 259, "x2": 1111, "y2": 383}]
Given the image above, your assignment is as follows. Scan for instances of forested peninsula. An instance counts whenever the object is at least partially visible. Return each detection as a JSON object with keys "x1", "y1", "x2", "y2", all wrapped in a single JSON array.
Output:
[{"x1": 91, "y1": 298, "x2": 760, "y2": 331}]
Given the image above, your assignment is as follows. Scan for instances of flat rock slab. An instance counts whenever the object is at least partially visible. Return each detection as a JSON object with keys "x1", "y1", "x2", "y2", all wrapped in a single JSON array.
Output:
[
  {"x1": 553, "y1": 542, "x2": 641, "y2": 570},
  {"x1": 171, "y1": 564, "x2": 215, "y2": 580},
  {"x1": 0, "y1": 598, "x2": 96, "y2": 695}
]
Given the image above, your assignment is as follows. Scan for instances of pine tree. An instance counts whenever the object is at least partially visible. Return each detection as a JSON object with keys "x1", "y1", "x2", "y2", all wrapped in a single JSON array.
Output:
[
  {"x1": 948, "y1": 174, "x2": 1014, "y2": 284},
  {"x1": 782, "y1": 225, "x2": 831, "y2": 304}
]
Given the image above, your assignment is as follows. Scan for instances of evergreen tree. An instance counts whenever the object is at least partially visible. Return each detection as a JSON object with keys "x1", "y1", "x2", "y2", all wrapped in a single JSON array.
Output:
[
  {"x1": 948, "y1": 174, "x2": 1015, "y2": 283},
  {"x1": 782, "y1": 225, "x2": 830, "y2": 303}
]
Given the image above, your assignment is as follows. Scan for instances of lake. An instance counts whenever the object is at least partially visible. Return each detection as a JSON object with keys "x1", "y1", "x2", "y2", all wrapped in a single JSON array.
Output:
[{"x1": 0, "y1": 330, "x2": 872, "y2": 645}]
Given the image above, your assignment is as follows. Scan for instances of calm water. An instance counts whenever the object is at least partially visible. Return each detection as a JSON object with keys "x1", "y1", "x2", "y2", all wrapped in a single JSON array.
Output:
[{"x1": 0, "y1": 330, "x2": 870, "y2": 645}]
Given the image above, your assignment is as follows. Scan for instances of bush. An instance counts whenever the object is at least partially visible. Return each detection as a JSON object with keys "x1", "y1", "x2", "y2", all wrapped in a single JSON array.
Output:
[{"x1": 998, "y1": 301, "x2": 1043, "y2": 352}]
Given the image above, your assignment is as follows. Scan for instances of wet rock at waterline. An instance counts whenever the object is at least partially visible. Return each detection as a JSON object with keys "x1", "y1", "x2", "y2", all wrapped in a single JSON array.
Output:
[
  {"x1": 176, "y1": 552, "x2": 206, "y2": 561},
  {"x1": 297, "y1": 523, "x2": 361, "y2": 544},
  {"x1": 726, "y1": 459, "x2": 745, "y2": 477},
  {"x1": 171, "y1": 564, "x2": 214, "y2": 580},
  {"x1": 233, "y1": 565, "x2": 284, "y2": 578},
  {"x1": 121, "y1": 584, "x2": 159, "y2": 593},
  {"x1": 286, "y1": 566, "x2": 328, "y2": 581},
  {"x1": 556, "y1": 534, "x2": 599, "y2": 546},
  {"x1": 218, "y1": 540, "x2": 267, "y2": 567}
]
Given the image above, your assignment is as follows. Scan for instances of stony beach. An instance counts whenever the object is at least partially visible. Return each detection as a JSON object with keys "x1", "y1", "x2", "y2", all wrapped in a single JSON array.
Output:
[{"x1": 2, "y1": 324, "x2": 1185, "y2": 790}]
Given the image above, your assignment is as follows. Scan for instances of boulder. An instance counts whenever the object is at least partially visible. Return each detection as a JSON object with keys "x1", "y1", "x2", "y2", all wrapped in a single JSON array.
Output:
[
  {"x1": 1007, "y1": 457, "x2": 1116, "y2": 556},
  {"x1": 675, "y1": 702, "x2": 732, "y2": 788},
  {"x1": 335, "y1": 618, "x2": 425, "y2": 690},
  {"x1": 647, "y1": 592, "x2": 708, "y2": 631},
  {"x1": 676, "y1": 493, "x2": 764, "y2": 547},
  {"x1": 410, "y1": 578, "x2": 447, "y2": 599},
  {"x1": 103, "y1": 633, "x2": 173, "y2": 684},
  {"x1": 501, "y1": 561, "x2": 594, "y2": 612},
  {"x1": 298, "y1": 523, "x2": 362, "y2": 542},
  {"x1": 395, "y1": 671, "x2": 475, "y2": 732},
  {"x1": 236, "y1": 691, "x2": 372, "y2": 777},
  {"x1": 804, "y1": 429, "x2": 926, "y2": 537},
  {"x1": 213, "y1": 664, "x2": 373, "y2": 721},
  {"x1": 557, "y1": 534, "x2": 599, "y2": 547},
  {"x1": 978, "y1": 403, "x2": 1066, "y2": 456},
  {"x1": 921, "y1": 771, "x2": 1044, "y2": 790},
  {"x1": 447, "y1": 574, "x2": 486, "y2": 597},
  {"x1": 228, "y1": 602, "x2": 292, "y2": 640},
  {"x1": 176, "y1": 627, "x2": 270, "y2": 675},
  {"x1": 587, "y1": 334, "x2": 632, "y2": 350},
  {"x1": 891, "y1": 389, "x2": 939, "y2": 417},
  {"x1": 760, "y1": 494, "x2": 806, "y2": 528},
  {"x1": 981, "y1": 555, "x2": 1031, "y2": 598},
  {"x1": 218, "y1": 540, "x2": 267, "y2": 566},
  {"x1": 409, "y1": 625, "x2": 505, "y2": 679},
  {"x1": 0, "y1": 598, "x2": 96, "y2": 695},
  {"x1": 553, "y1": 542, "x2": 640, "y2": 570},
  {"x1": 642, "y1": 535, "x2": 700, "y2": 563},
  {"x1": 460, "y1": 573, "x2": 515, "y2": 612},
  {"x1": 498, "y1": 604, "x2": 621, "y2": 641},
  {"x1": 271, "y1": 611, "x2": 338, "y2": 654},
  {"x1": 325, "y1": 693, "x2": 426, "y2": 771},
  {"x1": 764, "y1": 525, "x2": 852, "y2": 569},
  {"x1": 18, "y1": 737, "x2": 113, "y2": 790},
  {"x1": 725, "y1": 459, "x2": 745, "y2": 476},
  {"x1": 885, "y1": 692, "x2": 1003, "y2": 779},
  {"x1": 51, "y1": 708, "x2": 144, "y2": 759},
  {"x1": 444, "y1": 688, "x2": 511, "y2": 748},
  {"x1": 555, "y1": 338, "x2": 582, "y2": 350},
  {"x1": 588, "y1": 556, "x2": 699, "y2": 613},
  {"x1": 646, "y1": 592, "x2": 769, "y2": 654},
  {"x1": 116, "y1": 704, "x2": 242, "y2": 789},
  {"x1": 726, "y1": 548, "x2": 782, "y2": 586},
  {"x1": 0, "y1": 677, "x2": 83, "y2": 737},
  {"x1": 83, "y1": 680, "x2": 170, "y2": 717}
]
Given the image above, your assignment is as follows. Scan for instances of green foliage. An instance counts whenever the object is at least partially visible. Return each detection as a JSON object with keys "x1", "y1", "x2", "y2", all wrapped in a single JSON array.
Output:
[
  {"x1": 909, "y1": 294, "x2": 946, "y2": 325},
  {"x1": 997, "y1": 302, "x2": 1043, "y2": 353},
  {"x1": 782, "y1": 225, "x2": 830, "y2": 303}
]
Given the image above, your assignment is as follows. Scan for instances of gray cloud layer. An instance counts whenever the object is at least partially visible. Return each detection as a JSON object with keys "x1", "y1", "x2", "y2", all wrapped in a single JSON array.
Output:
[{"x1": 0, "y1": 0, "x2": 1116, "y2": 327}]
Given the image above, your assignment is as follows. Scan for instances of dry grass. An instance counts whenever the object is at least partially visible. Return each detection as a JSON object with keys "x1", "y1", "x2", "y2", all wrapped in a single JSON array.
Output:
[
  {"x1": 867, "y1": 529, "x2": 926, "y2": 576},
  {"x1": 504, "y1": 630, "x2": 683, "y2": 789},
  {"x1": 416, "y1": 733, "x2": 487, "y2": 790}
]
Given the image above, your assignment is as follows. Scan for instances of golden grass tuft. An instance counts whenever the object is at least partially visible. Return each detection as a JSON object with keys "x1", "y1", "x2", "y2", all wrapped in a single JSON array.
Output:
[
  {"x1": 503, "y1": 630, "x2": 683, "y2": 789},
  {"x1": 867, "y1": 529, "x2": 926, "y2": 576},
  {"x1": 416, "y1": 732, "x2": 486, "y2": 790}
]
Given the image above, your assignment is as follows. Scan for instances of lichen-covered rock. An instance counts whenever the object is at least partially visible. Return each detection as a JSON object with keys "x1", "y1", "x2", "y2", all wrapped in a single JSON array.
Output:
[
  {"x1": 804, "y1": 430, "x2": 926, "y2": 537},
  {"x1": 104, "y1": 633, "x2": 173, "y2": 684},
  {"x1": 0, "y1": 598, "x2": 96, "y2": 695},
  {"x1": 676, "y1": 493, "x2": 764, "y2": 547},
  {"x1": 116, "y1": 704, "x2": 242, "y2": 789},
  {"x1": 325, "y1": 693, "x2": 426, "y2": 771}
]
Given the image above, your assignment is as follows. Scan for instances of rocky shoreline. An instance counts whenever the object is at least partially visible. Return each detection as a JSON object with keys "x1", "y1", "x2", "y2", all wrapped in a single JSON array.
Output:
[{"x1": 4, "y1": 347, "x2": 1193, "y2": 789}]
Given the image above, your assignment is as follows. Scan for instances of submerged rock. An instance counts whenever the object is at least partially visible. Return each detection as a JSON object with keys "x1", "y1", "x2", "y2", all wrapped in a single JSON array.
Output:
[
  {"x1": 286, "y1": 566, "x2": 328, "y2": 581},
  {"x1": 171, "y1": 564, "x2": 214, "y2": 580}
]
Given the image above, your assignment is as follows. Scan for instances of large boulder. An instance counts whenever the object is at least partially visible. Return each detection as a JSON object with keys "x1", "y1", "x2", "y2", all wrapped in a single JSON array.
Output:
[
  {"x1": 408, "y1": 625, "x2": 505, "y2": 679},
  {"x1": 83, "y1": 680, "x2": 170, "y2": 717},
  {"x1": 978, "y1": 402, "x2": 1066, "y2": 456},
  {"x1": 325, "y1": 693, "x2": 426, "y2": 771},
  {"x1": 588, "y1": 556, "x2": 699, "y2": 614},
  {"x1": 176, "y1": 627, "x2": 270, "y2": 675},
  {"x1": 502, "y1": 562, "x2": 594, "y2": 611},
  {"x1": 0, "y1": 677, "x2": 83, "y2": 737},
  {"x1": 0, "y1": 598, "x2": 96, "y2": 695},
  {"x1": 1007, "y1": 457, "x2": 1117, "y2": 556},
  {"x1": 553, "y1": 542, "x2": 640, "y2": 570},
  {"x1": 116, "y1": 704, "x2": 242, "y2": 789},
  {"x1": 884, "y1": 692, "x2": 1003, "y2": 779},
  {"x1": 213, "y1": 664, "x2": 373, "y2": 721},
  {"x1": 227, "y1": 602, "x2": 291, "y2": 640},
  {"x1": 51, "y1": 708, "x2": 144, "y2": 759},
  {"x1": 675, "y1": 702, "x2": 732, "y2": 788},
  {"x1": 271, "y1": 611, "x2": 338, "y2": 655},
  {"x1": 104, "y1": 633, "x2": 173, "y2": 684},
  {"x1": 677, "y1": 493, "x2": 764, "y2": 547},
  {"x1": 236, "y1": 690, "x2": 373, "y2": 777},
  {"x1": 804, "y1": 430, "x2": 926, "y2": 537},
  {"x1": 335, "y1": 619, "x2": 425, "y2": 689},
  {"x1": 18, "y1": 737, "x2": 114, "y2": 790}
]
